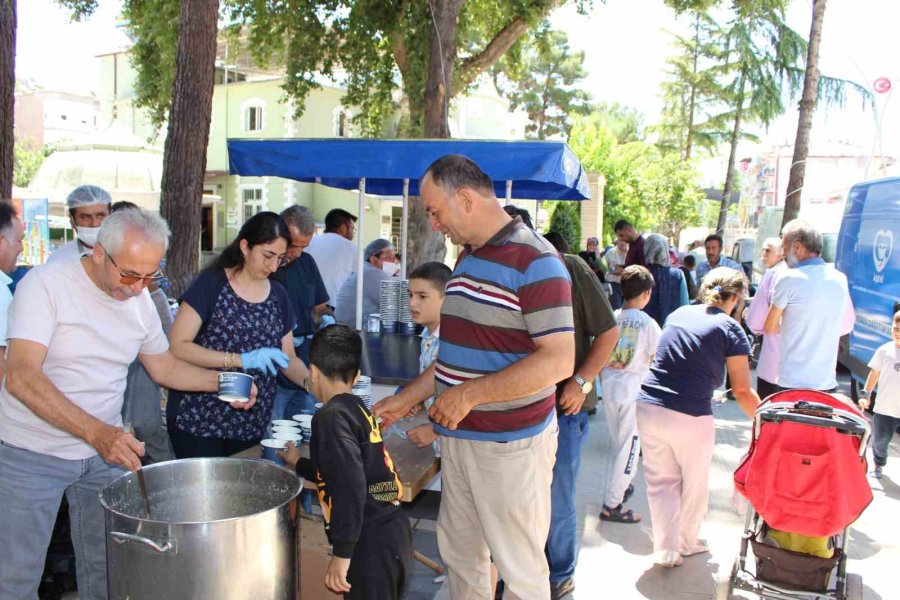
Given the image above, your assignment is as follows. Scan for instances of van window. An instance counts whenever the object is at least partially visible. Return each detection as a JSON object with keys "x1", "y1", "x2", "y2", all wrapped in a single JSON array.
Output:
[{"x1": 822, "y1": 233, "x2": 837, "y2": 263}]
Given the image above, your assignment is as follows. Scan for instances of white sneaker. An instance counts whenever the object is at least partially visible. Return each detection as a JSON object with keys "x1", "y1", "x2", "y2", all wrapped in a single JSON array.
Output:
[{"x1": 655, "y1": 550, "x2": 684, "y2": 568}]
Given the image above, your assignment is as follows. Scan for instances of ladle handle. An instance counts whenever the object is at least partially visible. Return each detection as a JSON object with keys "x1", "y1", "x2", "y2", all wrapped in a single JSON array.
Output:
[{"x1": 109, "y1": 531, "x2": 175, "y2": 554}]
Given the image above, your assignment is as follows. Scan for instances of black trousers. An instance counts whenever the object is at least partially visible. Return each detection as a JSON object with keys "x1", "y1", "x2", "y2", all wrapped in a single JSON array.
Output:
[
  {"x1": 346, "y1": 515, "x2": 412, "y2": 600},
  {"x1": 168, "y1": 426, "x2": 257, "y2": 458},
  {"x1": 167, "y1": 394, "x2": 259, "y2": 458},
  {"x1": 756, "y1": 377, "x2": 779, "y2": 401}
]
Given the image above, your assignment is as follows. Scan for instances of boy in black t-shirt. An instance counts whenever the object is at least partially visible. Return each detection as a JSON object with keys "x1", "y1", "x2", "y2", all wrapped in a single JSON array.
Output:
[{"x1": 279, "y1": 325, "x2": 411, "y2": 599}]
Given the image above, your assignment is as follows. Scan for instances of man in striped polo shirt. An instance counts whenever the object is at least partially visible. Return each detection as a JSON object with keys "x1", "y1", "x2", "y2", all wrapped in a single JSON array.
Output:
[{"x1": 374, "y1": 155, "x2": 575, "y2": 600}]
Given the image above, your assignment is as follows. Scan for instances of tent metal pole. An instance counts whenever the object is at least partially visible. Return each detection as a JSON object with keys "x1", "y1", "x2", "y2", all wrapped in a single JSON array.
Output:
[
  {"x1": 505, "y1": 180, "x2": 512, "y2": 205},
  {"x1": 401, "y1": 178, "x2": 410, "y2": 280},
  {"x1": 355, "y1": 178, "x2": 366, "y2": 331},
  {"x1": 535, "y1": 199, "x2": 539, "y2": 228}
]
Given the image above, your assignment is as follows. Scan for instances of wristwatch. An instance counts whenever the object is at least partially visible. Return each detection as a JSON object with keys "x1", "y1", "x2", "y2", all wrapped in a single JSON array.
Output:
[{"x1": 573, "y1": 373, "x2": 592, "y2": 394}]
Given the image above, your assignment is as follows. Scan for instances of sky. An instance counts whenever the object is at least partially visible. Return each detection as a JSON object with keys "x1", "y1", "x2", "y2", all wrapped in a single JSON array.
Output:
[
  {"x1": 549, "y1": 0, "x2": 900, "y2": 162},
  {"x1": 14, "y1": 0, "x2": 900, "y2": 166}
]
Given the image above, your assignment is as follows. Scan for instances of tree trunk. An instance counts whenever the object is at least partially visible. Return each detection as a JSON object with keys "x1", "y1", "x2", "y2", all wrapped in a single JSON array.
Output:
[
  {"x1": 407, "y1": 0, "x2": 464, "y2": 269},
  {"x1": 537, "y1": 69, "x2": 553, "y2": 140},
  {"x1": 423, "y1": 0, "x2": 464, "y2": 138},
  {"x1": 717, "y1": 70, "x2": 746, "y2": 235},
  {"x1": 783, "y1": 0, "x2": 827, "y2": 227},
  {"x1": 684, "y1": 15, "x2": 700, "y2": 161},
  {"x1": 0, "y1": 0, "x2": 15, "y2": 200},
  {"x1": 160, "y1": 0, "x2": 219, "y2": 297}
]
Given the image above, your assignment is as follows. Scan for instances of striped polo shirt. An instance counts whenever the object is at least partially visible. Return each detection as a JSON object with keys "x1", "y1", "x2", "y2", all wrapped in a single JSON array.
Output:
[{"x1": 434, "y1": 218, "x2": 574, "y2": 442}]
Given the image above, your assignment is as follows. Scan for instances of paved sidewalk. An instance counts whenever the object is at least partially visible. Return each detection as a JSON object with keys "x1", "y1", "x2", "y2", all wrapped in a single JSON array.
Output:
[
  {"x1": 60, "y1": 376, "x2": 899, "y2": 600},
  {"x1": 412, "y1": 376, "x2": 897, "y2": 600},
  {"x1": 572, "y1": 387, "x2": 896, "y2": 600}
]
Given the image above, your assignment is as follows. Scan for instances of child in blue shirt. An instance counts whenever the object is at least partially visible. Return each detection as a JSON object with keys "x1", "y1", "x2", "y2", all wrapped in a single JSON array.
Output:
[{"x1": 404, "y1": 262, "x2": 452, "y2": 449}]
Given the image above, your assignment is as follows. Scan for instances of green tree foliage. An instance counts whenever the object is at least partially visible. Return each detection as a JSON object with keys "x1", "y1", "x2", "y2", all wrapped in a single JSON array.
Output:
[
  {"x1": 655, "y1": 13, "x2": 731, "y2": 160},
  {"x1": 63, "y1": 0, "x2": 578, "y2": 137},
  {"x1": 589, "y1": 101, "x2": 644, "y2": 144},
  {"x1": 545, "y1": 201, "x2": 582, "y2": 252},
  {"x1": 569, "y1": 113, "x2": 703, "y2": 243},
  {"x1": 12, "y1": 140, "x2": 52, "y2": 188},
  {"x1": 121, "y1": 0, "x2": 180, "y2": 129},
  {"x1": 494, "y1": 25, "x2": 591, "y2": 139},
  {"x1": 659, "y1": 0, "x2": 871, "y2": 233}
]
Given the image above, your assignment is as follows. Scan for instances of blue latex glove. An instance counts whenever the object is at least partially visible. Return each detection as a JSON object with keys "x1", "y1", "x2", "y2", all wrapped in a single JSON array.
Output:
[
  {"x1": 319, "y1": 315, "x2": 336, "y2": 329},
  {"x1": 241, "y1": 348, "x2": 290, "y2": 376}
]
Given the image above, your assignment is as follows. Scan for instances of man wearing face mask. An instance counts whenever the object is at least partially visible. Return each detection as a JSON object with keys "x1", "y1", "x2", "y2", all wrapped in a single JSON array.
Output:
[
  {"x1": 47, "y1": 185, "x2": 112, "y2": 264},
  {"x1": 334, "y1": 238, "x2": 399, "y2": 327},
  {"x1": 764, "y1": 220, "x2": 855, "y2": 392}
]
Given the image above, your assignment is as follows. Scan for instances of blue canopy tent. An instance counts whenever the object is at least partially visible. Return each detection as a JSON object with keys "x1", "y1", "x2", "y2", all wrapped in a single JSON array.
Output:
[{"x1": 227, "y1": 138, "x2": 592, "y2": 328}]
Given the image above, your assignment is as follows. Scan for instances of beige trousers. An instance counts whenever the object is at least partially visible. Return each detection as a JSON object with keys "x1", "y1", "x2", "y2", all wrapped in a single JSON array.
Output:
[
  {"x1": 436, "y1": 421, "x2": 558, "y2": 600},
  {"x1": 636, "y1": 402, "x2": 715, "y2": 555}
]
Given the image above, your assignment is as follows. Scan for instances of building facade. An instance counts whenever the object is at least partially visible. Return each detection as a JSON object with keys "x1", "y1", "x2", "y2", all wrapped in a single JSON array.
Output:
[
  {"x1": 96, "y1": 46, "x2": 524, "y2": 257},
  {"x1": 14, "y1": 89, "x2": 100, "y2": 147}
]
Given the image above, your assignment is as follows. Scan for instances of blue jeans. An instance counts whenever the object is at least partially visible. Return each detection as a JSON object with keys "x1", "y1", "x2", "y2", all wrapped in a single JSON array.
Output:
[
  {"x1": 267, "y1": 386, "x2": 318, "y2": 512},
  {"x1": 0, "y1": 441, "x2": 125, "y2": 599},
  {"x1": 546, "y1": 411, "x2": 590, "y2": 585},
  {"x1": 609, "y1": 282, "x2": 623, "y2": 310},
  {"x1": 872, "y1": 413, "x2": 900, "y2": 467}
]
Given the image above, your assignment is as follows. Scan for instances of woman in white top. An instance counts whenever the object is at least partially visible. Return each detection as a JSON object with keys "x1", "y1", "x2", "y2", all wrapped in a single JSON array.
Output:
[{"x1": 605, "y1": 239, "x2": 629, "y2": 309}]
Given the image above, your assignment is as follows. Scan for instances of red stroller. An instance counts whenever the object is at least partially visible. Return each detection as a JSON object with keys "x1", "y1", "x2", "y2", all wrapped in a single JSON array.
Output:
[{"x1": 729, "y1": 390, "x2": 872, "y2": 600}]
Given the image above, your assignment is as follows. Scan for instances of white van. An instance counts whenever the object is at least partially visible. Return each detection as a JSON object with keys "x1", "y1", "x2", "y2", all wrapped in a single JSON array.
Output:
[{"x1": 753, "y1": 205, "x2": 840, "y2": 280}]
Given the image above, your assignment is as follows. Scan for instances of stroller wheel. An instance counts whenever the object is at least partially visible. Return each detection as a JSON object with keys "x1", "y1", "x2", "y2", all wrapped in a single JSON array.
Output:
[
  {"x1": 844, "y1": 573, "x2": 863, "y2": 600},
  {"x1": 726, "y1": 557, "x2": 740, "y2": 599}
]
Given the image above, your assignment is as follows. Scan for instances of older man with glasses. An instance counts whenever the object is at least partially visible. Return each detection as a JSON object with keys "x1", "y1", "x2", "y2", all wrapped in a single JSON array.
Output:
[
  {"x1": 49, "y1": 202, "x2": 176, "y2": 463},
  {"x1": 0, "y1": 209, "x2": 251, "y2": 599},
  {"x1": 744, "y1": 237, "x2": 787, "y2": 399}
]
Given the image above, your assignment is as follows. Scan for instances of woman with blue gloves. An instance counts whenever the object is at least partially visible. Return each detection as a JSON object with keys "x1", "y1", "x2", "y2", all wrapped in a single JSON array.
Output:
[{"x1": 167, "y1": 212, "x2": 310, "y2": 458}]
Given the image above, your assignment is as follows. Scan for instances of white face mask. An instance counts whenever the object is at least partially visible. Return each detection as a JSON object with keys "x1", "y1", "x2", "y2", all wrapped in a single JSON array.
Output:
[
  {"x1": 382, "y1": 261, "x2": 400, "y2": 276},
  {"x1": 77, "y1": 226, "x2": 100, "y2": 247}
]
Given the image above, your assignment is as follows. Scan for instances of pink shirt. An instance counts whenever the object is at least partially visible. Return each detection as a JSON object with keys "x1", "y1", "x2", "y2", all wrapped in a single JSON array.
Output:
[{"x1": 745, "y1": 261, "x2": 787, "y2": 384}]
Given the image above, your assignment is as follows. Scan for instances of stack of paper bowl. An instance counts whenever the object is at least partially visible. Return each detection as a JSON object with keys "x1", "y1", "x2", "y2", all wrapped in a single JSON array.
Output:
[
  {"x1": 352, "y1": 375, "x2": 373, "y2": 411},
  {"x1": 379, "y1": 280, "x2": 402, "y2": 333},
  {"x1": 398, "y1": 279, "x2": 416, "y2": 334},
  {"x1": 292, "y1": 414, "x2": 313, "y2": 443},
  {"x1": 265, "y1": 420, "x2": 301, "y2": 448}
]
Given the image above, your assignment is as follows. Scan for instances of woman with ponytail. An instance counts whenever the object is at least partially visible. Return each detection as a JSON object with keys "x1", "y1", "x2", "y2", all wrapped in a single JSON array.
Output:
[{"x1": 635, "y1": 267, "x2": 760, "y2": 568}]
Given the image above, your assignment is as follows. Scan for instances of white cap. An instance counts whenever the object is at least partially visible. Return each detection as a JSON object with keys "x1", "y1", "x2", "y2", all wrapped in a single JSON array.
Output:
[{"x1": 66, "y1": 185, "x2": 112, "y2": 209}]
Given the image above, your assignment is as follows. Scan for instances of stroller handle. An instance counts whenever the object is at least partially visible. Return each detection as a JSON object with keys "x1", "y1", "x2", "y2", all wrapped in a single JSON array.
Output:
[{"x1": 754, "y1": 401, "x2": 871, "y2": 458}]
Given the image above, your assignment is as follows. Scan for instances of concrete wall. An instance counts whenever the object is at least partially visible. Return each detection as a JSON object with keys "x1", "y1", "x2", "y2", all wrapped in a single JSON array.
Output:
[
  {"x1": 13, "y1": 94, "x2": 45, "y2": 145},
  {"x1": 581, "y1": 172, "x2": 606, "y2": 246}
]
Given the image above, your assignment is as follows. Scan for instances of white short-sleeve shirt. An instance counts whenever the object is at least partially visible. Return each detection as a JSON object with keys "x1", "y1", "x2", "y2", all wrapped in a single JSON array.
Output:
[
  {"x1": 0, "y1": 270, "x2": 12, "y2": 346},
  {"x1": 0, "y1": 259, "x2": 169, "y2": 459},
  {"x1": 869, "y1": 341, "x2": 900, "y2": 418},
  {"x1": 305, "y1": 233, "x2": 358, "y2": 308},
  {"x1": 772, "y1": 258, "x2": 854, "y2": 390},
  {"x1": 601, "y1": 308, "x2": 662, "y2": 402}
]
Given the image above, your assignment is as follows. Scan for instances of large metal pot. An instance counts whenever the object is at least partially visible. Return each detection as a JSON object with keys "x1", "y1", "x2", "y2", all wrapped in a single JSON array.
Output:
[{"x1": 100, "y1": 458, "x2": 301, "y2": 600}]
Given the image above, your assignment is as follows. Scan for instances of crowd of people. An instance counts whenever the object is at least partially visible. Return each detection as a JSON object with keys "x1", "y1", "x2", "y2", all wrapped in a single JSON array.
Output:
[{"x1": 0, "y1": 152, "x2": 869, "y2": 600}]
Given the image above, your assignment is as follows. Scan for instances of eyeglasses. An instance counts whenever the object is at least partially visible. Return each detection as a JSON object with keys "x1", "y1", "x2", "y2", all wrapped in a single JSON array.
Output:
[
  {"x1": 260, "y1": 250, "x2": 288, "y2": 268},
  {"x1": 102, "y1": 246, "x2": 165, "y2": 286}
]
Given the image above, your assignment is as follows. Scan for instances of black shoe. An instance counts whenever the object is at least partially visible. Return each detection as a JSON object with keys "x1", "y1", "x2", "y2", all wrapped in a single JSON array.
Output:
[{"x1": 550, "y1": 577, "x2": 575, "y2": 600}]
